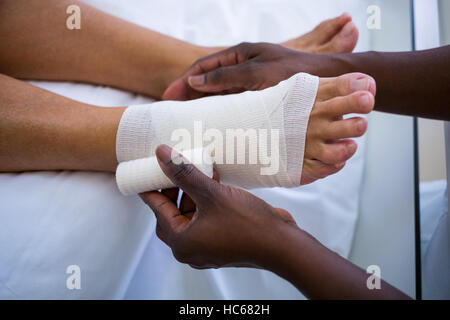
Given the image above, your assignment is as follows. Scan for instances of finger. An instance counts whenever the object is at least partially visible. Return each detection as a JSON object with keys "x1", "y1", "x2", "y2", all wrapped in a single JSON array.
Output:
[
  {"x1": 140, "y1": 191, "x2": 188, "y2": 237},
  {"x1": 155, "y1": 144, "x2": 219, "y2": 203},
  {"x1": 179, "y1": 169, "x2": 220, "y2": 213},
  {"x1": 162, "y1": 77, "x2": 205, "y2": 101},
  {"x1": 155, "y1": 222, "x2": 169, "y2": 245},
  {"x1": 187, "y1": 63, "x2": 253, "y2": 93},
  {"x1": 274, "y1": 207, "x2": 297, "y2": 224},
  {"x1": 161, "y1": 187, "x2": 180, "y2": 204},
  {"x1": 213, "y1": 170, "x2": 220, "y2": 182},
  {"x1": 163, "y1": 46, "x2": 248, "y2": 101},
  {"x1": 180, "y1": 191, "x2": 196, "y2": 215}
]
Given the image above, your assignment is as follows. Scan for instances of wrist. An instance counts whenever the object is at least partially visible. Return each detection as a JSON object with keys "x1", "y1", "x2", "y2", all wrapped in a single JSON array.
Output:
[
  {"x1": 254, "y1": 221, "x2": 307, "y2": 272},
  {"x1": 294, "y1": 52, "x2": 348, "y2": 78}
]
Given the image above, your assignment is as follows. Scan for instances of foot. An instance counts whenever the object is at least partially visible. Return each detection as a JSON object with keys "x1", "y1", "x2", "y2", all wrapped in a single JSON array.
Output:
[
  {"x1": 301, "y1": 73, "x2": 376, "y2": 185},
  {"x1": 282, "y1": 13, "x2": 359, "y2": 54}
]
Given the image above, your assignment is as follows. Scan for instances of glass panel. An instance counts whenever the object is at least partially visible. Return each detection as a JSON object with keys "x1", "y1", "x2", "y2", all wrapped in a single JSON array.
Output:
[
  {"x1": 417, "y1": 0, "x2": 450, "y2": 300},
  {"x1": 348, "y1": 0, "x2": 417, "y2": 299}
]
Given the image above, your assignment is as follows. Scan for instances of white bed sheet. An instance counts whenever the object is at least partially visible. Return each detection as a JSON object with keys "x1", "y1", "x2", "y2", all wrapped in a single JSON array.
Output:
[{"x1": 0, "y1": 0, "x2": 370, "y2": 299}]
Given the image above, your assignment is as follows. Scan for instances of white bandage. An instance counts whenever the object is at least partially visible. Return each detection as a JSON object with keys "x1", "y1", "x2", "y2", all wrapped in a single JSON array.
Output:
[
  {"x1": 116, "y1": 72, "x2": 318, "y2": 194},
  {"x1": 116, "y1": 148, "x2": 213, "y2": 195}
]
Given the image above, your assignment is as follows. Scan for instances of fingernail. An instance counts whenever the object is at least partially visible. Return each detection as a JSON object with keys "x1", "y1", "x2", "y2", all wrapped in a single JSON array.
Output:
[
  {"x1": 188, "y1": 75, "x2": 205, "y2": 87},
  {"x1": 351, "y1": 77, "x2": 370, "y2": 91},
  {"x1": 156, "y1": 144, "x2": 183, "y2": 166},
  {"x1": 155, "y1": 144, "x2": 172, "y2": 163},
  {"x1": 341, "y1": 22, "x2": 354, "y2": 37},
  {"x1": 359, "y1": 93, "x2": 370, "y2": 109}
]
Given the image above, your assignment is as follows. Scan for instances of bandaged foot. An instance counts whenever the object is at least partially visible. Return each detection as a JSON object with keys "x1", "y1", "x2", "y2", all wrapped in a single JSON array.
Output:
[{"x1": 116, "y1": 72, "x2": 375, "y2": 194}]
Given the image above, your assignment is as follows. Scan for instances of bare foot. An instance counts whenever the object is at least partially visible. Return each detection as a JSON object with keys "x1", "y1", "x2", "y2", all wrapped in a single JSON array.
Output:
[
  {"x1": 282, "y1": 13, "x2": 359, "y2": 54},
  {"x1": 301, "y1": 73, "x2": 376, "y2": 185}
]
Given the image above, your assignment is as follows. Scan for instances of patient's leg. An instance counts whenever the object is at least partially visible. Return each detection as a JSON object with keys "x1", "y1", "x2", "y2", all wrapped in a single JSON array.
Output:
[
  {"x1": 0, "y1": 72, "x2": 374, "y2": 187},
  {"x1": 0, "y1": 0, "x2": 357, "y2": 99},
  {"x1": 0, "y1": 73, "x2": 123, "y2": 172}
]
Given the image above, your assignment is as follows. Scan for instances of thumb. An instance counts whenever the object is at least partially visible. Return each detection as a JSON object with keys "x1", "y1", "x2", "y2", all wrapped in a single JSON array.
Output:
[
  {"x1": 187, "y1": 64, "x2": 253, "y2": 93},
  {"x1": 155, "y1": 145, "x2": 218, "y2": 202}
]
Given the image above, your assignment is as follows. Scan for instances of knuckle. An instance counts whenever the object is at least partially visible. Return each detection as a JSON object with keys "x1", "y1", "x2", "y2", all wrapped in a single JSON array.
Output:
[
  {"x1": 208, "y1": 68, "x2": 225, "y2": 83},
  {"x1": 171, "y1": 161, "x2": 196, "y2": 184},
  {"x1": 171, "y1": 244, "x2": 191, "y2": 264},
  {"x1": 191, "y1": 57, "x2": 205, "y2": 70},
  {"x1": 155, "y1": 225, "x2": 164, "y2": 240},
  {"x1": 172, "y1": 250, "x2": 188, "y2": 264},
  {"x1": 237, "y1": 41, "x2": 251, "y2": 48}
]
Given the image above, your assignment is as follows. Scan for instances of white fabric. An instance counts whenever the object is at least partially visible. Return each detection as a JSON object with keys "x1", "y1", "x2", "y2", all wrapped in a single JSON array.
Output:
[
  {"x1": 116, "y1": 73, "x2": 318, "y2": 191},
  {"x1": 421, "y1": 180, "x2": 450, "y2": 299},
  {"x1": 420, "y1": 123, "x2": 450, "y2": 299},
  {"x1": 446, "y1": 122, "x2": 450, "y2": 251},
  {"x1": 117, "y1": 148, "x2": 214, "y2": 195},
  {"x1": 0, "y1": 0, "x2": 370, "y2": 299}
]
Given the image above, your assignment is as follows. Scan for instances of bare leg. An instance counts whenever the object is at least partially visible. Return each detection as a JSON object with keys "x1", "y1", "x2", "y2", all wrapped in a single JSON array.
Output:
[
  {"x1": 0, "y1": 1, "x2": 358, "y2": 99},
  {"x1": 0, "y1": 74, "x2": 123, "y2": 172},
  {"x1": 0, "y1": 72, "x2": 374, "y2": 180},
  {"x1": 0, "y1": 0, "x2": 208, "y2": 99}
]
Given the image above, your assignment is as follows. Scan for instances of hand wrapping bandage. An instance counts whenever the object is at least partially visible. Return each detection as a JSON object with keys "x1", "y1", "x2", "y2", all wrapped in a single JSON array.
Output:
[{"x1": 116, "y1": 72, "x2": 319, "y2": 194}]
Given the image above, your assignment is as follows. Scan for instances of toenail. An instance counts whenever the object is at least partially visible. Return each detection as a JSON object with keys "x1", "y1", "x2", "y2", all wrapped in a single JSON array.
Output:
[
  {"x1": 368, "y1": 79, "x2": 376, "y2": 95},
  {"x1": 339, "y1": 12, "x2": 351, "y2": 23},
  {"x1": 348, "y1": 143, "x2": 357, "y2": 154},
  {"x1": 359, "y1": 93, "x2": 370, "y2": 109},
  {"x1": 341, "y1": 22, "x2": 354, "y2": 37},
  {"x1": 351, "y1": 78, "x2": 369, "y2": 91},
  {"x1": 356, "y1": 119, "x2": 366, "y2": 133}
]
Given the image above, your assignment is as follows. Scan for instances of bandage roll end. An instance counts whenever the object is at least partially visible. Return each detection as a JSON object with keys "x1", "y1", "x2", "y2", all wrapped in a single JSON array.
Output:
[{"x1": 116, "y1": 148, "x2": 214, "y2": 195}]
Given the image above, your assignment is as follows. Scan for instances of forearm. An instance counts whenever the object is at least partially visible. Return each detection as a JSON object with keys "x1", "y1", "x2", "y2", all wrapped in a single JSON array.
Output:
[
  {"x1": 0, "y1": 74, "x2": 122, "y2": 172},
  {"x1": 0, "y1": 0, "x2": 209, "y2": 99},
  {"x1": 304, "y1": 46, "x2": 450, "y2": 120},
  {"x1": 263, "y1": 225, "x2": 411, "y2": 299}
]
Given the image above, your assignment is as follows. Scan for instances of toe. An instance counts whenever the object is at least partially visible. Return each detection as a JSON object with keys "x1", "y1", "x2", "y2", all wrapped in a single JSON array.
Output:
[
  {"x1": 312, "y1": 13, "x2": 352, "y2": 44},
  {"x1": 300, "y1": 159, "x2": 346, "y2": 185},
  {"x1": 325, "y1": 117, "x2": 368, "y2": 140},
  {"x1": 318, "y1": 73, "x2": 376, "y2": 101},
  {"x1": 317, "y1": 140, "x2": 358, "y2": 164},
  {"x1": 318, "y1": 91, "x2": 375, "y2": 116},
  {"x1": 317, "y1": 21, "x2": 359, "y2": 54},
  {"x1": 337, "y1": 73, "x2": 376, "y2": 96}
]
